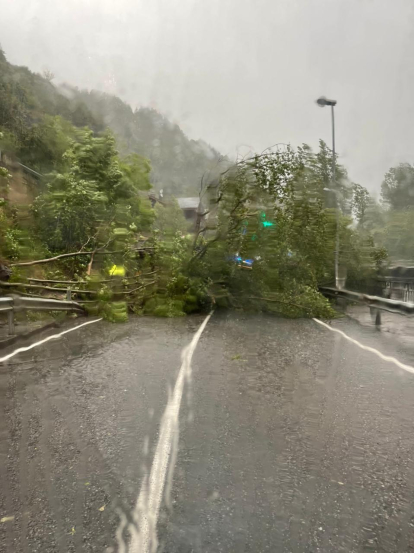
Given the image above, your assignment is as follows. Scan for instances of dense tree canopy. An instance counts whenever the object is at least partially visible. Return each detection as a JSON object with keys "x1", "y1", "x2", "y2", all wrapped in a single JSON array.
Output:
[
  {"x1": 190, "y1": 143, "x2": 384, "y2": 314},
  {"x1": 381, "y1": 163, "x2": 414, "y2": 210},
  {"x1": 33, "y1": 130, "x2": 153, "y2": 253}
]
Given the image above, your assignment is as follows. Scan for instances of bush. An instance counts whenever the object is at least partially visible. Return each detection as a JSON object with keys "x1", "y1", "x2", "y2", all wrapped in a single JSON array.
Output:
[
  {"x1": 86, "y1": 299, "x2": 128, "y2": 322},
  {"x1": 143, "y1": 296, "x2": 185, "y2": 317}
]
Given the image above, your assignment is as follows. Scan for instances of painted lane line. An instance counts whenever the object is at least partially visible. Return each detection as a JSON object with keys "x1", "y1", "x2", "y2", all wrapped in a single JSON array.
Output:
[
  {"x1": 313, "y1": 317, "x2": 414, "y2": 375},
  {"x1": 126, "y1": 312, "x2": 213, "y2": 553},
  {"x1": 0, "y1": 318, "x2": 103, "y2": 363}
]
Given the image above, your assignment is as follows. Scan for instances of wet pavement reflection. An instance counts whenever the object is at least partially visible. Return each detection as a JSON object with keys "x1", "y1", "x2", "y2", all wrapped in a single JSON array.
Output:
[{"x1": 1, "y1": 312, "x2": 414, "y2": 552}]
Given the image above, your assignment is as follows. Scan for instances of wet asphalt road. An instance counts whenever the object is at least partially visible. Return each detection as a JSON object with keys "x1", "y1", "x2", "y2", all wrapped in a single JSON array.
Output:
[{"x1": 2, "y1": 311, "x2": 414, "y2": 552}]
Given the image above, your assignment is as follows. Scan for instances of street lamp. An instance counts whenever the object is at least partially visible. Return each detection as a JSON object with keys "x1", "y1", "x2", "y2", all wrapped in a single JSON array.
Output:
[
  {"x1": 316, "y1": 96, "x2": 340, "y2": 288},
  {"x1": 316, "y1": 97, "x2": 337, "y2": 185},
  {"x1": 323, "y1": 187, "x2": 341, "y2": 289}
]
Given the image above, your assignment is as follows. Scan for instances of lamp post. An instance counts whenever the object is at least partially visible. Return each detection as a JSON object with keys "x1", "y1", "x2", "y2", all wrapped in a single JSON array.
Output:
[
  {"x1": 323, "y1": 187, "x2": 341, "y2": 288},
  {"x1": 316, "y1": 96, "x2": 337, "y2": 185},
  {"x1": 316, "y1": 96, "x2": 339, "y2": 288}
]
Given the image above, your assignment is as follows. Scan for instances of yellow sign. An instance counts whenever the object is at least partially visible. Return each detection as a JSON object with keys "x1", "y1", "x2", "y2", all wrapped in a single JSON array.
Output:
[{"x1": 109, "y1": 264, "x2": 126, "y2": 276}]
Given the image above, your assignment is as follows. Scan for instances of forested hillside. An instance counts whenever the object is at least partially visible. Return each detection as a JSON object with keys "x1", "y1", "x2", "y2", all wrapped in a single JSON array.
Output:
[
  {"x1": 0, "y1": 47, "x2": 392, "y2": 321},
  {"x1": 0, "y1": 48, "x2": 224, "y2": 194},
  {"x1": 70, "y1": 89, "x2": 225, "y2": 196}
]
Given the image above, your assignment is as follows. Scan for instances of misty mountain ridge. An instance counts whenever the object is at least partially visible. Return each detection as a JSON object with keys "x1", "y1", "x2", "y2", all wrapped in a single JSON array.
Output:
[
  {"x1": 60, "y1": 85, "x2": 225, "y2": 196},
  {"x1": 0, "y1": 48, "x2": 225, "y2": 196}
]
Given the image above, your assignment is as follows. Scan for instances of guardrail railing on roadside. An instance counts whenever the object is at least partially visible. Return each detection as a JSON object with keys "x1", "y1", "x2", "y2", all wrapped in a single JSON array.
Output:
[
  {"x1": 319, "y1": 286, "x2": 414, "y2": 326},
  {"x1": 0, "y1": 296, "x2": 85, "y2": 336},
  {"x1": 378, "y1": 276, "x2": 414, "y2": 303}
]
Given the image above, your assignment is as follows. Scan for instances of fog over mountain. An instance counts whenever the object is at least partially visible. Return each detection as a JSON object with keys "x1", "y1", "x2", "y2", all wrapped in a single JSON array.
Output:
[{"x1": 1, "y1": 0, "x2": 413, "y2": 192}]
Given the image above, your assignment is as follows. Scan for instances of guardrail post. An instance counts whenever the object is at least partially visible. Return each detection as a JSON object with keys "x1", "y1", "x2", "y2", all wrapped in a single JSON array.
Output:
[
  {"x1": 66, "y1": 287, "x2": 71, "y2": 301},
  {"x1": 370, "y1": 306, "x2": 381, "y2": 328},
  {"x1": 7, "y1": 310, "x2": 14, "y2": 335}
]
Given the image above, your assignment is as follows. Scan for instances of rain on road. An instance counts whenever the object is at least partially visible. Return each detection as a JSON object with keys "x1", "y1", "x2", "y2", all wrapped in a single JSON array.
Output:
[{"x1": 1, "y1": 311, "x2": 414, "y2": 552}]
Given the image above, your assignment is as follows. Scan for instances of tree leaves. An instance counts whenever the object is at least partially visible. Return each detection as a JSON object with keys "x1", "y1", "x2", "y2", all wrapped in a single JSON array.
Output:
[
  {"x1": 196, "y1": 142, "x2": 383, "y2": 315},
  {"x1": 33, "y1": 131, "x2": 153, "y2": 254},
  {"x1": 381, "y1": 163, "x2": 414, "y2": 210}
]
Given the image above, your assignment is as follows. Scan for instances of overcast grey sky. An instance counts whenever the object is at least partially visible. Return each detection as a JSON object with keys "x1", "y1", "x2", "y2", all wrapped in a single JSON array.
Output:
[{"x1": 1, "y1": 0, "x2": 413, "y2": 192}]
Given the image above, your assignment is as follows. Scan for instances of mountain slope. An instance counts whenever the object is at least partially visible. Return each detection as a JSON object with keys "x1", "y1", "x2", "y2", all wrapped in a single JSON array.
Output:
[
  {"x1": 67, "y1": 88, "x2": 225, "y2": 196},
  {"x1": 0, "y1": 48, "x2": 225, "y2": 196}
]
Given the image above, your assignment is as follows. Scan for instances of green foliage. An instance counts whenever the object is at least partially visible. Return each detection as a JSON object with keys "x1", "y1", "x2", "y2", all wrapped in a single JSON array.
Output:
[
  {"x1": 153, "y1": 199, "x2": 188, "y2": 236},
  {"x1": 33, "y1": 171, "x2": 106, "y2": 252},
  {"x1": 263, "y1": 286, "x2": 336, "y2": 318},
  {"x1": 1, "y1": 227, "x2": 22, "y2": 260},
  {"x1": 351, "y1": 183, "x2": 370, "y2": 226},
  {"x1": 0, "y1": 51, "x2": 102, "y2": 169},
  {"x1": 357, "y1": 161, "x2": 414, "y2": 264},
  {"x1": 105, "y1": 301, "x2": 128, "y2": 323},
  {"x1": 70, "y1": 89, "x2": 228, "y2": 196},
  {"x1": 0, "y1": 48, "x2": 229, "y2": 199},
  {"x1": 302, "y1": 140, "x2": 351, "y2": 210},
  {"x1": 33, "y1": 129, "x2": 153, "y2": 253},
  {"x1": 0, "y1": 49, "x2": 397, "y2": 320},
  {"x1": 0, "y1": 167, "x2": 11, "y2": 181},
  {"x1": 339, "y1": 220, "x2": 387, "y2": 292},
  {"x1": 0, "y1": 160, "x2": 33, "y2": 259},
  {"x1": 137, "y1": 201, "x2": 211, "y2": 316},
  {"x1": 87, "y1": 299, "x2": 128, "y2": 322},
  {"x1": 143, "y1": 297, "x2": 185, "y2": 317},
  {"x1": 0, "y1": 129, "x2": 18, "y2": 160},
  {"x1": 192, "y1": 143, "x2": 384, "y2": 316},
  {"x1": 381, "y1": 163, "x2": 414, "y2": 210},
  {"x1": 372, "y1": 209, "x2": 414, "y2": 263},
  {"x1": 18, "y1": 116, "x2": 75, "y2": 173},
  {"x1": 142, "y1": 230, "x2": 209, "y2": 316}
]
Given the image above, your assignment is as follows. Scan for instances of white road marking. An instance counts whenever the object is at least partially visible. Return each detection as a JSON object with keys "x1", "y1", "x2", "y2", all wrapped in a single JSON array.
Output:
[
  {"x1": 313, "y1": 317, "x2": 414, "y2": 375},
  {"x1": 126, "y1": 312, "x2": 213, "y2": 553},
  {"x1": 0, "y1": 318, "x2": 103, "y2": 363}
]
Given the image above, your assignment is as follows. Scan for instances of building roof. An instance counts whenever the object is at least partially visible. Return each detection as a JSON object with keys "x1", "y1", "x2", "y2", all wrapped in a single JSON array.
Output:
[{"x1": 177, "y1": 197, "x2": 200, "y2": 210}]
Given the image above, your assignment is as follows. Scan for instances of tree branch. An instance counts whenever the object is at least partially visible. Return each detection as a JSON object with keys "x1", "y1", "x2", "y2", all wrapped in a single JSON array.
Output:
[
  {"x1": 0, "y1": 282, "x2": 98, "y2": 294},
  {"x1": 27, "y1": 271, "x2": 157, "y2": 285},
  {"x1": 11, "y1": 250, "x2": 107, "y2": 267},
  {"x1": 246, "y1": 295, "x2": 312, "y2": 313},
  {"x1": 119, "y1": 280, "x2": 157, "y2": 295},
  {"x1": 10, "y1": 248, "x2": 153, "y2": 267}
]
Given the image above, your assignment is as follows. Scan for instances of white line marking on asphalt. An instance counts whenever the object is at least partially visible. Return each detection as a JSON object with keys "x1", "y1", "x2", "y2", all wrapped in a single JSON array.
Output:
[
  {"x1": 126, "y1": 312, "x2": 213, "y2": 553},
  {"x1": 0, "y1": 318, "x2": 103, "y2": 363},
  {"x1": 313, "y1": 318, "x2": 414, "y2": 375}
]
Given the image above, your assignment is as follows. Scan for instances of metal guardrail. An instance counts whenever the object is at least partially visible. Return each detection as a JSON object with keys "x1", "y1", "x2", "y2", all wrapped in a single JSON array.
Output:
[
  {"x1": 378, "y1": 276, "x2": 414, "y2": 303},
  {"x1": 320, "y1": 286, "x2": 414, "y2": 326},
  {"x1": 0, "y1": 296, "x2": 85, "y2": 336},
  {"x1": 17, "y1": 162, "x2": 43, "y2": 179},
  {"x1": 0, "y1": 298, "x2": 14, "y2": 336}
]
